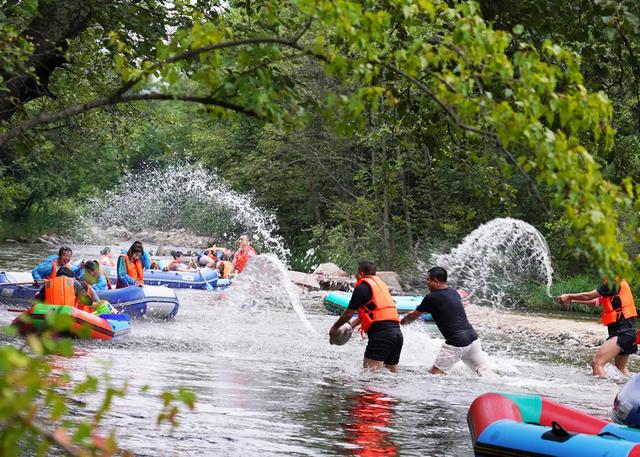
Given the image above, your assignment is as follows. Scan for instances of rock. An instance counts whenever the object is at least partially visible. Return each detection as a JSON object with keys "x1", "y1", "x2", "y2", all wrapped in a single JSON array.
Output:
[
  {"x1": 37, "y1": 237, "x2": 56, "y2": 246},
  {"x1": 288, "y1": 271, "x2": 320, "y2": 290},
  {"x1": 318, "y1": 276, "x2": 353, "y2": 291},
  {"x1": 376, "y1": 271, "x2": 404, "y2": 293},
  {"x1": 313, "y1": 262, "x2": 349, "y2": 277},
  {"x1": 155, "y1": 245, "x2": 169, "y2": 256},
  {"x1": 4, "y1": 239, "x2": 18, "y2": 243}
]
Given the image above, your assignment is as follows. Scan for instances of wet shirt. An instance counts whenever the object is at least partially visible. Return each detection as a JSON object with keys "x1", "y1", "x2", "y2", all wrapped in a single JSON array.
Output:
[
  {"x1": 416, "y1": 287, "x2": 477, "y2": 347},
  {"x1": 347, "y1": 282, "x2": 400, "y2": 334}
]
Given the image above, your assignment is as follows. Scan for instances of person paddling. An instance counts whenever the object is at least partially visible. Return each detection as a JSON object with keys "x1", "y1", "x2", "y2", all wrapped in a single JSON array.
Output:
[
  {"x1": 558, "y1": 277, "x2": 637, "y2": 377},
  {"x1": 401, "y1": 266, "x2": 490, "y2": 376},
  {"x1": 165, "y1": 251, "x2": 188, "y2": 272},
  {"x1": 116, "y1": 242, "x2": 145, "y2": 288},
  {"x1": 329, "y1": 261, "x2": 403, "y2": 373}
]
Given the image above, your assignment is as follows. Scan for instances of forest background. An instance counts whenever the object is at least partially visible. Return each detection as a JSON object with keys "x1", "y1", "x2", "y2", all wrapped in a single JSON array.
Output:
[{"x1": 1, "y1": 0, "x2": 640, "y2": 290}]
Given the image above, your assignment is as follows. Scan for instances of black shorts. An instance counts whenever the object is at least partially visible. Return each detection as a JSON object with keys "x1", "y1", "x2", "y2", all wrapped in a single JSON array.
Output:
[
  {"x1": 607, "y1": 319, "x2": 638, "y2": 356},
  {"x1": 364, "y1": 324, "x2": 403, "y2": 365}
]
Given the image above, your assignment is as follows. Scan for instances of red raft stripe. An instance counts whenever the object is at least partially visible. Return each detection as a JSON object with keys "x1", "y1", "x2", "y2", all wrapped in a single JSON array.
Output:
[
  {"x1": 467, "y1": 393, "x2": 523, "y2": 443},
  {"x1": 539, "y1": 398, "x2": 608, "y2": 435},
  {"x1": 629, "y1": 444, "x2": 640, "y2": 457}
]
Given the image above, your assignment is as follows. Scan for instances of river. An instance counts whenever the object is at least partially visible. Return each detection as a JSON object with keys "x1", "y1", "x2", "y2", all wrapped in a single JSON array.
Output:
[{"x1": 0, "y1": 242, "x2": 634, "y2": 456}]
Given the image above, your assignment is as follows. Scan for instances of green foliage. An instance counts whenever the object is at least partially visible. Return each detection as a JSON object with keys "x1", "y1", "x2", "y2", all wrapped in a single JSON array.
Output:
[{"x1": 518, "y1": 274, "x2": 602, "y2": 315}]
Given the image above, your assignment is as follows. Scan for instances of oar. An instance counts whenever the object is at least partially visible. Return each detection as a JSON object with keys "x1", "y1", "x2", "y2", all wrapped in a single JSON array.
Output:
[
  {"x1": 0, "y1": 280, "x2": 43, "y2": 287},
  {"x1": 7, "y1": 307, "x2": 29, "y2": 313},
  {"x1": 192, "y1": 254, "x2": 215, "y2": 291}
]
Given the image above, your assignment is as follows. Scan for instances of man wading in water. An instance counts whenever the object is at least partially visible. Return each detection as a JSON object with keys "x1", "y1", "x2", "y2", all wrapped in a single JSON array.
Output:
[
  {"x1": 329, "y1": 261, "x2": 404, "y2": 372},
  {"x1": 401, "y1": 266, "x2": 490, "y2": 375},
  {"x1": 558, "y1": 278, "x2": 637, "y2": 377}
]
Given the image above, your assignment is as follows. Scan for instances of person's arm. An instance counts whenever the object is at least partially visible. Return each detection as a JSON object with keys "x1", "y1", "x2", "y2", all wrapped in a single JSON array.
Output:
[
  {"x1": 569, "y1": 298, "x2": 599, "y2": 305},
  {"x1": 330, "y1": 309, "x2": 357, "y2": 335},
  {"x1": 558, "y1": 290, "x2": 599, "y2": 309},
  {"x1": 400, "y1": 310, "x2": 424, "y2": 326},
  {"x1": 141, "y1": 250, "x2": 151, "y2": 270},
  {"x1": 401, "y1": 295, "x2": 430, "y2": 325},
  {"x1": 117, "y1": 256, "x2": 136, "y2": 287},
  {"x1": 31, "y1": 261, "x2": 52, "y2": 281}
]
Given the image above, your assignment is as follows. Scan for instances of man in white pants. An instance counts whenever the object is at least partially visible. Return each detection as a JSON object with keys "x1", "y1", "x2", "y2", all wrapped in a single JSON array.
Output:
[{"x1": 401, "y1": 266, "x2": 490, "y2": 375}]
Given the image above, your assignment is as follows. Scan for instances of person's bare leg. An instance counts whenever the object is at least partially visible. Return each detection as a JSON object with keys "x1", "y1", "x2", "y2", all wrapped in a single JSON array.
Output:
[
  {"x1": 429, "y1": 366, "x2": 446, "y2": 375},
  {"x1": 384, "y1": 363, "x2": 398, "y2": 373},
  {"x1": 363, "y1": 358, "x2": 384, "y2": 371},
  {"x1": 614, "y1": 354, "x2": 631, "y2": 376},
  {"x1": 592, "y1": 338, "x2": 622, "y2": 376}
]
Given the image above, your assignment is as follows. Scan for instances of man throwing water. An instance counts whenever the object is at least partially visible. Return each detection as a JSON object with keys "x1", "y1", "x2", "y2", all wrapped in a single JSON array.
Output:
[
  {"x1": 329, "y1": 261, "x2": 404, "y2": 373},
  {"x1": 401, "y1": 266, "x2": 490, "y2": 375}
]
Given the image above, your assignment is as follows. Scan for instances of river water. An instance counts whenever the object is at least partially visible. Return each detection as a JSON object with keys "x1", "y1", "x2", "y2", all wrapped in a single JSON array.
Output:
[{"x1": 0, "y1": 243, "x2": 634, "y2": 456}]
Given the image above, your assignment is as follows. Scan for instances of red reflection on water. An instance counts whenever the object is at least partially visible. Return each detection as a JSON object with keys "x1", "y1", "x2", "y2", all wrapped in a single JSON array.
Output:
[{"x1": 344, "y1": 390, "x2": 398, "y2": 456}]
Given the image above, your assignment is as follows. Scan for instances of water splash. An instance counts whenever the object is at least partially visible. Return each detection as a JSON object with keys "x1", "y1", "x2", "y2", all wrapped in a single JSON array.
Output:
[
  {"x1": 81, "y1": 164, "x2": 289, "y2": 262},
  {"x1": 222, "y1": 254, "x2": 319, "y2": 335},
  {"x1": 432, "y1": 218, "x2": 553, "y2": 308}
]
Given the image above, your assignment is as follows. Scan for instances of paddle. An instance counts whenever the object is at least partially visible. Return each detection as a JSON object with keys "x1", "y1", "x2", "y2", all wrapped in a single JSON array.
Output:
[
  {"x1": 7, "y1": 307, "x2": 28, "y2": 313},
  {"x1": 191, "y1": 254, "x2": 214, "y2": 291},
  {"x1": 0, "y1": 280, "x2": 43, "y2": 287}
]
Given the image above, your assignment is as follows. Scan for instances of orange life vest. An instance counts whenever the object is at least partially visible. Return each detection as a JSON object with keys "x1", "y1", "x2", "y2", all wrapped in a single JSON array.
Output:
[
  {"x1": 76, "y1": 283, "x2": 95, "y2": 312},
  {"x1": 600, "y1": 279, "x2": 637, "y2": 326},
  {"x1": 234, "y1": 246, "x2": 257, "y2": 273},
  {"x1": 121, "y1": 254, "x2": 144, "y2": 281},
  {"x1": 355, "y1": 275, "x2": 399, "y2": 333},
  {"x1": 43, "y1": 276, "x2": 76, "y2": 306},
  {"x1": 218, "y1": 260, "x2": 233, "y2": 278},
  {"x1": 99, "y1": 255, "x2": 115, "y2": 268}
]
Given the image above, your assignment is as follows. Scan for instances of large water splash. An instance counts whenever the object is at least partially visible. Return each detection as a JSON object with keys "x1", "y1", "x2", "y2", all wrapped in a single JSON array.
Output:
[
  {"x1": 83, "y1": 164, "x2": 289, "y2": 262},
  {"x1": 432, "y1": 218, "x2": 554, "y2": 308},
  {"x1": 221, "y1": 254, "x2": 319, "y2": 335}
]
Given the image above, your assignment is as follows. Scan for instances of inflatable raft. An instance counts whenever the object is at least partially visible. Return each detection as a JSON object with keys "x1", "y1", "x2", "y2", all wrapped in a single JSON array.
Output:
[
  {"x1": 468, "y1": 392, "x2": 640, "y2": 456},
  {"x1": 102, "y1": 266, "x2": 229, "y2": 290},
  {"x1": 0, "y1": 272, "x2": 179, "y2": 319},
  {"x1": 323, "y1": 291, "x2": 432, "y2": 320},
  {"x1": 12, "y1": 304, "x2": 130, "y2": 340}
]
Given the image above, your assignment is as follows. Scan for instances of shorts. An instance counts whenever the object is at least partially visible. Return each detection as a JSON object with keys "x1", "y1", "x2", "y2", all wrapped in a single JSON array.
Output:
[
  {"x1": 608, "y1": 330, "x2": 638, "y2": 356},
  {"x1": 433, "y1": 339, "x2": 489, "y2": 375},
  {"x1": 364, "y1": 326, "x2": 403, "y2": 365}
]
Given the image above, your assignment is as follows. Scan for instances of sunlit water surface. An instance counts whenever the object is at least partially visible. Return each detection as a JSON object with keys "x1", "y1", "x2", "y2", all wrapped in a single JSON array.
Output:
[{"x1": 0, "y1": 243, "x2": 632, "y2": 456}]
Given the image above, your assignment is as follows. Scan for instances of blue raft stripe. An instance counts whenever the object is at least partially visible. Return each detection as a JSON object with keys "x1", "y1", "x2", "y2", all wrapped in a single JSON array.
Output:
[{"x1": 476, "y1": 420, "x2": 639, "y2": 457}]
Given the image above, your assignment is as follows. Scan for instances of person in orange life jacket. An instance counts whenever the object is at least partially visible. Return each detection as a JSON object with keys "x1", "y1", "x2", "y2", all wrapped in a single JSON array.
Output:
[
  {"x1": 165, "y1": 251, "x2": 188, "y2": 272},
  {"x1": 116, "y1": 242, "x2": 145, "y2": 288},
  {"x1": 558, "y1": 278, "x2": 638, "y2": 377},
  {"x1": 98, "y1": 247, "x2": 116, "y2": 268},
  {"x1": 231, "y1": 233, "x2": 257, "y2": 275},
  {"x1": 401, "y1": 267, "x2": 490, "y2": 376},
  {"x1": 329, "y1": 261, "x2": 404, "y2": 373},
  {"x1": 37, "y1": 267, "x2": 100, "y2": 307},
  {"x1": 31, "y1": 246, "x2": 79, "y2": 281}
]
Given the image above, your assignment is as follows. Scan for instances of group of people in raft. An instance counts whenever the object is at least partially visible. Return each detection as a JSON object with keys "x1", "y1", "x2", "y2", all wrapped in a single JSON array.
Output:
[
  {"x1": 29, "y1": 234, "x2": 258, "y2": 313},
  {"x1": 330, "y1": 261, "x2": 638, "y2": 378}
]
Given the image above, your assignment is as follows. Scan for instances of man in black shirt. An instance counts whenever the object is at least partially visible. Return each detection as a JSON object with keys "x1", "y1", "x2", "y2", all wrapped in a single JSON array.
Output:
[
  {"x1": 329, "y1": 261, "x2": 404, "y2": 372},
  {"x1": 401, "y1": 266, "x2": 490, "y2": 375}
]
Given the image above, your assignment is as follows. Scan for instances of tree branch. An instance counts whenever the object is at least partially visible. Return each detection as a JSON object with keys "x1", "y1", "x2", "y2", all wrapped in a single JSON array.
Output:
[{"x1": 0, "y1": 93, "x2": 261, "y2": 148}]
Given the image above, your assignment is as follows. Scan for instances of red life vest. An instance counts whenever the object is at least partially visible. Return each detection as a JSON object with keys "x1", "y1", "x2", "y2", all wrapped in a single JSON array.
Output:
[
  {"x1": 43, "y1": 276, "x2": 76, "y2": 306},
  {"x1": 600, "y1": 279, "x2": 637, "y2": 326},
  {"x1": 99, "y1": 255, "x2": 115, "y2": 268},
  {"x1": 355, "y1": 275, "x2": 399, "y2": 333},
  {"x1": 234, "y1": 246, "x2": 257, "y2": 273}
]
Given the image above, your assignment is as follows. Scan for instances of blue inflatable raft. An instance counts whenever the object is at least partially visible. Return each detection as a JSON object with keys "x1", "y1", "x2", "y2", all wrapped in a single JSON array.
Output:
[
  {"x1": 0, "y1": 271, "x2": 179, "y2": 319},
  {"x1": 323, "y1": 291, "x2": 432, "y2": 321},
  {"x1": 102, "y1": 266, "x2": 229, "y2": 290}
]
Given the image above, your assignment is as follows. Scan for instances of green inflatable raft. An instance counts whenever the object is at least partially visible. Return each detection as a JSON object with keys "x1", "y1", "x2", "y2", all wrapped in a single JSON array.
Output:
[{"x1": 323, "y1": 291, "x2": 432, "y2": 321}]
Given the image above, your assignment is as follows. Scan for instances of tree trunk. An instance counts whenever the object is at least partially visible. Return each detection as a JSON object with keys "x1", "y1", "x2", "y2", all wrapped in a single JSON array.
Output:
[{"x1": 0, "y1": 1, "x2": 94, "y2": 126}]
